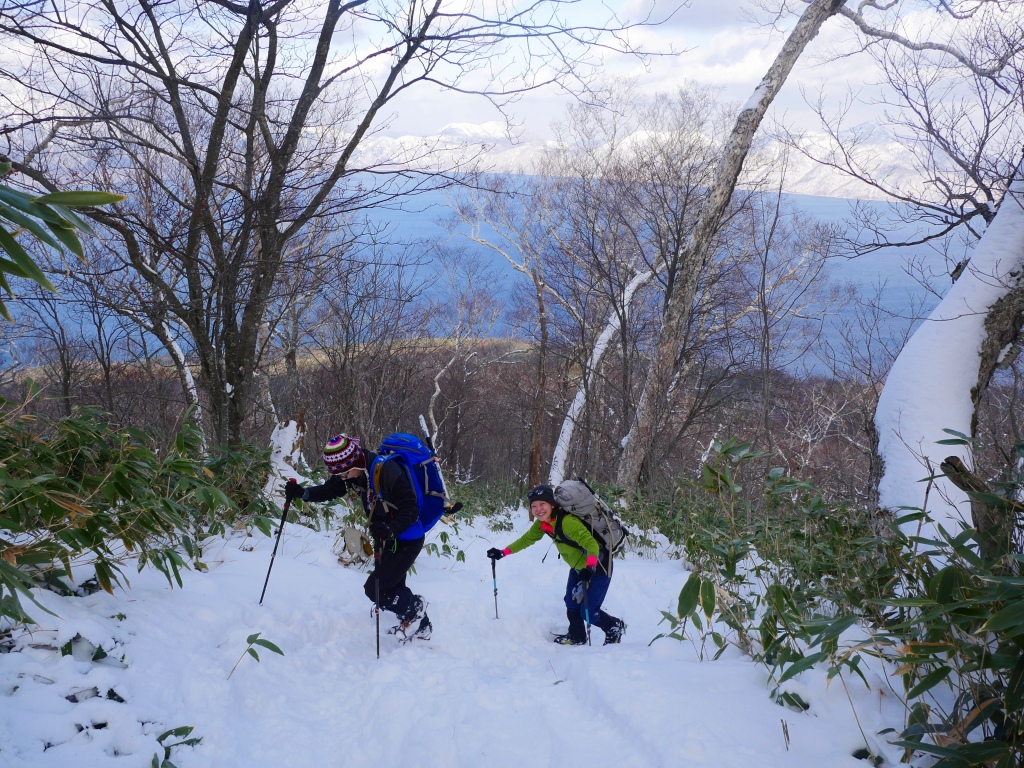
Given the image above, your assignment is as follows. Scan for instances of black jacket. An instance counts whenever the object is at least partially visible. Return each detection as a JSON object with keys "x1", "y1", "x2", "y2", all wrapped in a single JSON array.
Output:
[{"x1": 303, "y1": 449, "x2": 421, "y2": 538}]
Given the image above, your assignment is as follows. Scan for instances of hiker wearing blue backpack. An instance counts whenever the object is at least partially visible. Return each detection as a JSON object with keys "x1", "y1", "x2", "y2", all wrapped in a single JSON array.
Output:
[
  {"x1": 284, "y1": 434, "x2": 432, "y2": 642},
  {"x1": 487, "y1": 484, "x2": 626, "y2": 646}
]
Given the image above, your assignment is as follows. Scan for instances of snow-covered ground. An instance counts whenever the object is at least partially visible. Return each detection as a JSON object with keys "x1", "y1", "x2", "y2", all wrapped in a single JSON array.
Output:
[{"x1": 0, "y1": 510, "x2": 908, "y2": 768}]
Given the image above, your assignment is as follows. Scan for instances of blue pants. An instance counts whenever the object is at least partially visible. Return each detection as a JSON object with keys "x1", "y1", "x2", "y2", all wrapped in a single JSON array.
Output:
[{"x1": 563, "y1": 568, "x2": 611, "y2": 626}]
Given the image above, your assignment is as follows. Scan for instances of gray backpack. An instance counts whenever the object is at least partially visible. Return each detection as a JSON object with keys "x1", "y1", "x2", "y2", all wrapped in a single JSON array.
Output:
[{"x1": 553, "y1": 479, "x2": 628, "y2": 556}]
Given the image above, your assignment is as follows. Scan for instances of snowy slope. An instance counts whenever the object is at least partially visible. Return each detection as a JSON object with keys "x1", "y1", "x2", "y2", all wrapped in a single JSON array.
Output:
[{"x1": 0, "y1": 512, "x2": 906, "y2": 768}]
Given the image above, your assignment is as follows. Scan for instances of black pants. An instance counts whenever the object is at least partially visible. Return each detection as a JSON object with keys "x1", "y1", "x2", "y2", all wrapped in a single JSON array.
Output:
[{"x1": 363, "y1": 536, "x2": 424, "y2": 620}]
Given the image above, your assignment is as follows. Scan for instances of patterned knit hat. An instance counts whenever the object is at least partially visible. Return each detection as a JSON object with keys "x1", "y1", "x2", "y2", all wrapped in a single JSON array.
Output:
[{"x1": 323, "y1": 434, "x2": 362, "y2": 474}]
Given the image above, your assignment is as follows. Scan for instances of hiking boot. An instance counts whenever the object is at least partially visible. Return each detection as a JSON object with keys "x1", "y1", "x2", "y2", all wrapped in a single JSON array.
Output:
[
  {"x1": 403, "y1": 596, "x2": 426, "y2": 623},
  {"x1": 411, "y1": 614, "x2": 431, "y2": 641},
  {"x1": 388, "y1": 598, "x2": 429, "y2": 642},
  {"x1": 389, "y1": 613, "x2": 431, "y2": 644},
  {"x1": 602, "y1": 617, "x2": 626, "y2": 645},
  {"x1": 552, "y1": 632, "x2": 587, "y2": 646}
]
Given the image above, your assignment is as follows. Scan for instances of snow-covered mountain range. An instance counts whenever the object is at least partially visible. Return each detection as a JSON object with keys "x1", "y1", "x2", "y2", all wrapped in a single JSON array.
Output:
[{"x1": 355, "y1": 120, "x2": 922, "y2": 201}]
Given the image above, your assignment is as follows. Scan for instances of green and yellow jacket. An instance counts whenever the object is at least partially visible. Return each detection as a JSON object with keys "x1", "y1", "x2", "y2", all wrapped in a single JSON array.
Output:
[{"x1": 503, "y1": 511, "x2": 600, "y2": 572}]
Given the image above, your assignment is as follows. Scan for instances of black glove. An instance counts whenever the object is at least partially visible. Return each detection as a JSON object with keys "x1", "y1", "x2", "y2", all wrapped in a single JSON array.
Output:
[
  {"x1": 486, "y1": 547, "x2": 504, "y2": 560},
  {"x1": 578, "y1": 565, "x2": 596, "y2": 586},
  {"x1": 283, "y1": 480, "x2": 304, "y2": 503},
  {"x1": 369, "y1": 520, "x2": 392, "y2": 542}
]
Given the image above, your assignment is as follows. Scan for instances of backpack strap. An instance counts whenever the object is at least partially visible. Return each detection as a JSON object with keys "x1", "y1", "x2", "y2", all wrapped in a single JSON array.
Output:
[
  {"x1": 370, "y1": 454, "x2": 423, "y2": 518},
  {"x1": 554, "y1": 512, "x2": 611, "y2": 575},
  {"x1": 552, "y1": 513, "x2": 584, "y2": 552},
  {"x1": 413, "y1": 456, "x2": 450, "y2": 503}
]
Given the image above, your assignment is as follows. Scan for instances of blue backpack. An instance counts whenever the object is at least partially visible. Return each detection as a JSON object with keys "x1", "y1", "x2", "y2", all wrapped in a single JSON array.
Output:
[{"x1": 369, "y1": 433, "x2": 450, "y2": 541}]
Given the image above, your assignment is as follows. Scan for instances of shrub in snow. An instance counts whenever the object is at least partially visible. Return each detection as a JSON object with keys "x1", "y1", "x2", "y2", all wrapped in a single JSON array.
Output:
[
  {"x1": 654, "y1": 437, "x2": 1024, "y2": 767},
  {"x1": 0, "y1": 394, "x2": 277, "y2": 625}
]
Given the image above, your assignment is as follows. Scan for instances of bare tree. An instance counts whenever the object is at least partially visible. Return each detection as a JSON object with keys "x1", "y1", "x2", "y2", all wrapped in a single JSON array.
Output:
[
  {"x1": 301, "y1": 241, "x2": 430, "y2": 448},
  {"x1": 732, "y1": 173, "x2": 834, "y2": 458},
  {"x1": 614, "y1": 0, "x2": 855, "y2": 491},
  {"x1": 788, "y1": 3, "x2": 1023, "y2": 259},
  {"x1": 875, "y1": 157, "x2": 1024, "y2": 532},
  {"x1": 454, "y1": 85, "x2": 829, "y2": 488},
  {"x1": 781, "y1": 0, "x2": 1024, "y2": 530},
  {"x1": 448, "y1": 173, "x2": 552, "y2": 484},
  {"x1": 0, "y1": 0, "x2": 660, "y2": 446},
  {"x1": 614, "y1": 0, "x2": 1022, "y2": 493},
  {"x1": 17, "y1": 287, "x2": 91, "y2": 417},
  {"x1": 421, "y1": 242, "x2": 504, "y2": 479}
]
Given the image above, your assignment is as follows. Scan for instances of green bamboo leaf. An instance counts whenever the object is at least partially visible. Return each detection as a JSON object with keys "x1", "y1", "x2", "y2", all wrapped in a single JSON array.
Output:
[
  {"x1": 1006, "y1": 654, "x2": 1024, "y2": 710},
  {"x1": 252, "y1": 638, "x2": 284, "y2": 655},
  {"x1": 906, "y1": 667, "x2": 951, "y2": 699},
  {"x1": 812, "y1": 615, "x2": 858, "y2": 645},
  {"x1": 658, "y1": 610, "x2": 679, "y2": 627},
  {"x1": 677, "y1": 573, "x2": 700, "y2": 617},
  {"x1": 35, "y1": 191, "x2": 125, "y2": 206},
  {"x1": 0, "y1": 189, "x2": 76, "y2": 229},
  {"x1": 0, "y1": 227, "x2": 55, "y2": 289},
  {"x1": 940, "y1": 428, "x2": 973, "y2": 442},
  {"x1": 94, "y1": 562, "x2": 115, "y2": 595},
  {"x1": 953, "y1": 741, "x2": 1010, "y2": 763},
  {"x1": 0, "y1": 254, "x2": 37, "y2": 281},
  {"x1": 246, "y1": 647, "x2": 259, "y2": 662},
  {"x1": 700, "y1": 578, "x2": 716, "y2": 619},
  {"x1": 0, "y1": 185, "x2": 38, "y2": 210},
  {"x1": 43, "y1": 220, "x2": 85, "y2": 258},
  {"x1": 984, "y1": 602, "x2": 1024, "y2": 633},
  {"x1": 0, "y1": 200, "x2": 63, "y2": 248},
  {"x1": 929, "y1": 566, "x2": 961, "y2": 604},
  {"x1": 45, "y1": 203, "x2": 95, "y2": 234},
  {"x1": 157, "y1": 726, "x2": 194, "y2": 742},
  {"x1": 778, "y1": 650, "x2": 828, "y2": 684}
]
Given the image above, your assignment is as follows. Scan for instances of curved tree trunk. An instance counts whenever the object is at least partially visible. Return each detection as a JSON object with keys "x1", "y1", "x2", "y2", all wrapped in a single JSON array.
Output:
[
  {"x1": 874, "y1": 159, "x2": 1024, "y2": 534},
  {"x1": 616, "y1": 0, "x2": 849, "y2": 492},
  {"x1": 549, "y1": 268, "x2": 655, "y2": 486}
]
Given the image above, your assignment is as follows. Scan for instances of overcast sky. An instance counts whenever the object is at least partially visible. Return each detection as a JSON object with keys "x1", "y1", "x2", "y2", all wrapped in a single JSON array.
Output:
[{"x1": 381, "y1": 0, "x2": 888, "y2": 141}]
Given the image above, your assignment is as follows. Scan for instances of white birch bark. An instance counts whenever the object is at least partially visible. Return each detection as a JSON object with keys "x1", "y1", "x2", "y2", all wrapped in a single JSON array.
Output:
[
  {"x1": 548, "y1": 268, "x2": 657, "y2": 485},
  {"x1": 616, "y1": 0, "x2": 849, "y2": 491},
  {"x1": 162, "y1": 321, "x2": 207, "y2": 454}
]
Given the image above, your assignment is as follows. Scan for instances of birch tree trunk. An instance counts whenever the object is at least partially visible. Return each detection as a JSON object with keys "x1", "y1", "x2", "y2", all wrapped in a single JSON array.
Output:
[
  {"x1": 549, "y1": 268, "x2": 656, "y2": 486},
  {"x1": 616, "y1": 0, "x2": 849, "y2": 492},
  {"x1": 530, "y1": 267, "x2": 549, "y2": 487},
  {"x1": 874, "y1": 158, "x2": 1024, "y2": 534}
]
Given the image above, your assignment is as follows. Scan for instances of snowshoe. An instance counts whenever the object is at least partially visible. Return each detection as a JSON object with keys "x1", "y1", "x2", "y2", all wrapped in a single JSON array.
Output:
[
  {"x1": 407, "y1": 614, "x2": 432, "y2": 642},
  {"x1": 551, "y1": 632, "x2": 587, "y2": 646},
  {"x1": 390, "y1": 614, "x2": 431, "y2": 644},
  {"x1": 602, "y1": 617, "x2": 626, "y2": 645},
  {"x1": 388, "y1": 598, "x2": 430, "y2": 644}
]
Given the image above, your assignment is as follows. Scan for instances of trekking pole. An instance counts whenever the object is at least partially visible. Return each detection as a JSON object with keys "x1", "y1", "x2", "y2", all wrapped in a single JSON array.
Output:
[
  {"x1": 582, "y1": 582, "x2": 592, "y2": 646},
  {"x1": 259, "y1": 479, "x2": 295, "y2": 605},
  {"x1": 373, "y1": 537, "x2": 382, "y2": 659},
  {"x1": 490, "y1": 555, "x2": 499, "y2": 619}
]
